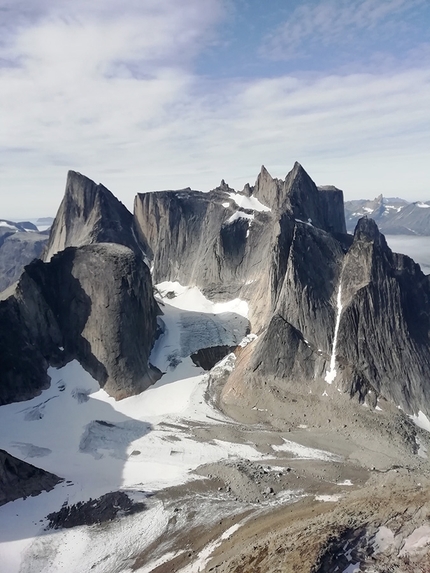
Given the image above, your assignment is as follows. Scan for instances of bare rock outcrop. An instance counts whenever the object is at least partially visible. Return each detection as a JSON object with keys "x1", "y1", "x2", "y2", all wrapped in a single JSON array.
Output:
[
  {"x1": 43, "y1": 170, "x2": 145, "y2": 261},
  {"x1": 134, "y1": 163, "x2": 346, "y2": 331},
  {"x1": 0, "y1": 243, "x2": 160, "y2": 404},
  {"x1": 0, "y1": 449, "x2": 62, "y2": 506},
  {"x1": 223, "y1": 216, "x2": 430, "y2": 419}
]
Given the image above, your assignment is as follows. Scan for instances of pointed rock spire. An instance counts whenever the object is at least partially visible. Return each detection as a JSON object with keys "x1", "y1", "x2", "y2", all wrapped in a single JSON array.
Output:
[{"x1": 43, "y1": 171, "x2": 144, "y2": 261}]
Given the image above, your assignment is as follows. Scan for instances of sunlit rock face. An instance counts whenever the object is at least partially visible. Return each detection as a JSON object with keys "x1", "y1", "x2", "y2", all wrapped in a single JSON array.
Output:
[
  {"x1": 223, "y1": 216, "x2": 430, "y2": 419},
  {"x1": 43, "y1": 170, "x2": 146, "y2": 261}
]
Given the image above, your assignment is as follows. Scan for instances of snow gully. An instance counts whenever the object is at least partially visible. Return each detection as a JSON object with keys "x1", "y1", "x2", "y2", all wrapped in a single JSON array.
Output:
[{"x1": 325, "y1": 283, "x2": 343, "y2": 384}]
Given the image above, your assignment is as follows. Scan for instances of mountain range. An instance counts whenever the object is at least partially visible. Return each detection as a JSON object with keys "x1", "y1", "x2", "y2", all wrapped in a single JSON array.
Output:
[
  {"x1": 0, "y1": 165, "x2": 429, "y2": 573},
  {"x1": 342, "y1": 192, "x2": 430, "y2": 235}
]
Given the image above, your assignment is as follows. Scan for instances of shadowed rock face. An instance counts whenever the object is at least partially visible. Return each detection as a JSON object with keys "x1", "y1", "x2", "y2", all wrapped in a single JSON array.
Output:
[
  {"x1": 0, "y1": 243, "x2": 160, "y2": 404},
  {"x1": 224, "y1": 216, "x2": 430, "y2": 418},
  {"x1": 43, "y1": 170, "x2": 145, "y2": 261},
  {"x1": 0, "y1": 449, "x2": 62, "y2": 506},
  {"x1": 134, "y1": 164, "x2": 346, "y2": 332}
]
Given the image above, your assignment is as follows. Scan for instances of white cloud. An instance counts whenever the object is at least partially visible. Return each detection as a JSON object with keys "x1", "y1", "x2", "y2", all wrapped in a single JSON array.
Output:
[{"x1": 0, "y1": 0, "x2": 429, "y2": 218}]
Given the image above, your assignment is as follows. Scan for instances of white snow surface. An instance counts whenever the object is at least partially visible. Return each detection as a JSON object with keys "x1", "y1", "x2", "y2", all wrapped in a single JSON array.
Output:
[
  {"x1": 0, "y1": 220, "x2": 18, "y2": 229},
  {"x1": 178, "y1": 520, "x2": 247, "y2": 573},
  {"x1": 226, "y1": 211, "x2": 254, "y2": 224},
  {"x1": 409, "y1": 410, "x2": 430, "y2": 433},
  {"x1": 416, "y1": 202, "x2": 430, "y2": 208},
  {"x1": 315, "y1": 494, "x2": 342, "y2": 502},
  {"x1": 272, "y1": 439, "x2": 341, "y2": 462},
  {"x1": 227, "y1": 192, "x2": 271, "y2": 212},
  {"x1": 156, "y1": 281, "x2": 249, "y2": 318},
  {"x1": 325, "y1": 284, "x2": 343, "y2": 384},
  {"x1": 0, "y1": 283, "x2": 271, "y2": 572}
]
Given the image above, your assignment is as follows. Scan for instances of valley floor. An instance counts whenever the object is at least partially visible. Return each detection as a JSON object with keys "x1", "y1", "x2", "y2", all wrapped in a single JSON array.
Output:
[{"x1": 0, "y1": 283, "x2": 429, "y2": 573}]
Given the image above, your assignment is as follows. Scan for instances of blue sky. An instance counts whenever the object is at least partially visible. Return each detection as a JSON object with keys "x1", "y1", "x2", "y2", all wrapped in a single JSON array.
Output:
[{"x1": 1, "y1": 0, "x2": 429, "y2": 218}]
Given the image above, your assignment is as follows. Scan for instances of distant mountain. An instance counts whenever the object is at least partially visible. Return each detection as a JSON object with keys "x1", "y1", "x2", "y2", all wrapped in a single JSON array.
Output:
[
  {"x1": 0, "y1": 219, "x2": 49, "y2": 293},
  {"x1": 342, "y1": 193, "x2": 430, "y2": 235},
  {"x1": 36, "y1": 217, "x2": 54, "y2": 226}
]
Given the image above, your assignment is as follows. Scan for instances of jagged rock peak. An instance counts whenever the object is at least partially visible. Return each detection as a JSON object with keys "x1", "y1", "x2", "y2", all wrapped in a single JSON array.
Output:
[
  {"x1": 259, "y1": 164, "x2": 274, "y2": 181},
  {"x1": 241, "y1": 182, "x2": 254, "y2": 197},
  {"x1": 215, "y1": 179, "x2": 235, "y2": 193},
  {"x1": 252, "y1": 165, "x2": 281, "y2": 211},
  {"x1": 43, "y1": 171, "x2": 143, "y2": 261},
  {"x1": 353, "y1": 216, "x2": 388, "y2": 249}
]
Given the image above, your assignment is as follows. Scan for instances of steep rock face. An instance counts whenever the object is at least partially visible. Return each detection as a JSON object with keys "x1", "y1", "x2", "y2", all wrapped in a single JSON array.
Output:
[
  {"x1": 223, "y1": 216, "x2": 430, "y2": 418},
  {"x1": 0, "y1": 244, "x2": 160, "y2": 404},
  {"x1": 0, "y1": 270, "x2": 64, "y2": 405},
  {"x1": 252, "y1": 162, "x2": 347, "y2": 234},
  {"x1": 134, "y1": 163, "x2": 346, "y2": 331},
  {"x1": 337, "y1": 218, "x2": 430, "y2": 415},
  {"x1": 135, "y1": 186, "x2": 277, "y2": 329},
  {"x1": 44, "y1": 171, "x2": 144, "y2": 261},
  {"x1": 0, "y1": 449, "x2": 62, "y2": 506}
]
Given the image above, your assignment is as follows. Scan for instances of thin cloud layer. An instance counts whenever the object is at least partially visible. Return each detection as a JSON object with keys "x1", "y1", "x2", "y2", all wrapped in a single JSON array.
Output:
[{"x1": 263, "y1": 0, "x2": 425, "y2": 61}]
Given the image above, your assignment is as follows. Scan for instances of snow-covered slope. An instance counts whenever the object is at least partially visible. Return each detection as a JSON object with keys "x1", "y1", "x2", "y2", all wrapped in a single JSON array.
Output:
[{"x1": 0, "y1": 285, "x2": 263, "y2": 572}]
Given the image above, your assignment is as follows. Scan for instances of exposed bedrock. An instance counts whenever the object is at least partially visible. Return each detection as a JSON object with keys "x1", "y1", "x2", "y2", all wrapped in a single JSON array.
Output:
[
  {"x1": 337, "y1": 218, "x2": 430, "y2": 416},
  {"x1": 43, "y1": 170, "x2": 146, "y2": 261},
  {"x1": 252, "y1": 162, "x2": 347, "y2": 235},
  {"x1": 222, "y1": 216, "x2": 430, "y2": 418},
  {"x1": 0, "y1": 449, "x2": 62, "y2": 506},
  {"x1": 134, "y1": 163, "x2": 346, "y2": 332},
  {"x1": 0, "y1": 243, "x2": 160, "y2": 404}
]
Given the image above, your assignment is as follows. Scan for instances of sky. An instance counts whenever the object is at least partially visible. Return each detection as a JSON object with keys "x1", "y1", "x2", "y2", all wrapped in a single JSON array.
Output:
[{"x1": 1, "y1": 0, "x2": 430, "y2": 218}]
